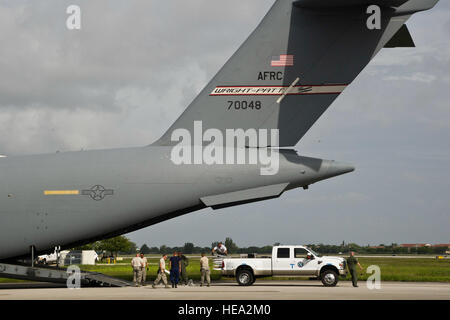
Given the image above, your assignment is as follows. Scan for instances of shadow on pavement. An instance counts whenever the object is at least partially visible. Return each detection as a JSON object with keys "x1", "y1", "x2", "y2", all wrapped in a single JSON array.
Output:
[{"x1": 0, "y1": 282, "x2": 66, "y2": 290}]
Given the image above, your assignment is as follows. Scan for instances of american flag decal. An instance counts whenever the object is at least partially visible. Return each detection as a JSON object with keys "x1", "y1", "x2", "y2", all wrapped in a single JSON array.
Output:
[{"x1": 271, "y1": 54, "x2": 294, "y2": 67}]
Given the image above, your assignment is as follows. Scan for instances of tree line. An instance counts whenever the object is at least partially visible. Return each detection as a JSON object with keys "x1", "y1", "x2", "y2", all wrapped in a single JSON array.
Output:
[
  {"x1": 307, "y1": 242, "x2": 449, "y2": 255},
  {"x1": 75, "y1": 236, "x2": 449, "y2": 256}
]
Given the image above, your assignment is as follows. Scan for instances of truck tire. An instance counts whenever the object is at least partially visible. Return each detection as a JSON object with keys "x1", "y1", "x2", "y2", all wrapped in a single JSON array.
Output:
[
  {"x1": 236, "y1": 269, "x2": 254, "y2": 286},
  {"x1": 321, "y1": 270, "x2": 338, "y2": 287}
]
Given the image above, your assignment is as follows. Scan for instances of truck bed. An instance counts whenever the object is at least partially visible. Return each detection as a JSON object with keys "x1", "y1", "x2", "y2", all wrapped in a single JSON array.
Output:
[{"x1": 221, "y1": 257, "x2": 272, "y2": 276}]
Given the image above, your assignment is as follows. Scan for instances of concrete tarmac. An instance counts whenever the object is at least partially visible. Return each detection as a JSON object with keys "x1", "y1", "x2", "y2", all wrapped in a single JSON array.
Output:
[{"x1": 0, "y1": 281, "x2": 449, "y2": 300}]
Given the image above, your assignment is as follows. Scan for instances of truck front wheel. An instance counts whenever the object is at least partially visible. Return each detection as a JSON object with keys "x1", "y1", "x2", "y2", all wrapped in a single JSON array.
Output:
[
  {"x1": 236, "y1": 269, "x2": 254, "y2": 286},
  {"x1": 321, "y1": 270, "x2": 338, "y2": 287}
]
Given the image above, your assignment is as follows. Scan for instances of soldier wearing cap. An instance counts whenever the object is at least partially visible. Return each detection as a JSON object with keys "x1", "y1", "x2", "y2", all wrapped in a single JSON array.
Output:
[
  {"x1": 346, "y1": 251, "x2": 363, "y2": 287},
  {"x1": 140, "y1": 253, "x2": 148, "y2": 286},
  {"x1": 178, "y1": 251, "x2": 189, "y2": 286},
  {"x1": 200, "y1": 253, "x2": 211, "y2": 287},
  {"x1": 152, "y1": 254, "x2": 170, "y2": 289},
  {"x1": 131, "y1": 253, "x2": 143, "y2": 287}
]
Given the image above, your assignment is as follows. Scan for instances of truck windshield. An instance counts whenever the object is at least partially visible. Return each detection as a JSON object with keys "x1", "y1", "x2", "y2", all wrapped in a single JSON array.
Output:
[{"x1": 307, "y1": 248, "x2": 322, "y2": 257}]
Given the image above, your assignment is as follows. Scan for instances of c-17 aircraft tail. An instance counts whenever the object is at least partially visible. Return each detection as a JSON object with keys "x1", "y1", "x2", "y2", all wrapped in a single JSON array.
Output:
[{"x1": 155, "y1": 0, "x2": 439, "y2": 147}]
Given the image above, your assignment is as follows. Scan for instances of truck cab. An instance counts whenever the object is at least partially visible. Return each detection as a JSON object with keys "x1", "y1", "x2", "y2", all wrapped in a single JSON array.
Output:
[{"x1": 221, "y1": 245, "x2": 347, "y2": 287}]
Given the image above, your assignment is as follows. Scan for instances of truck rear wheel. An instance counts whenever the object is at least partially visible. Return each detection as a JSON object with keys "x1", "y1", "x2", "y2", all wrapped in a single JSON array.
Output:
[
  {"x1": 236, "y1": 269, "x2": 254, "y2": 286},
  {"x1": 321, "y1": 270, "x2": 338, "y2": 287}
]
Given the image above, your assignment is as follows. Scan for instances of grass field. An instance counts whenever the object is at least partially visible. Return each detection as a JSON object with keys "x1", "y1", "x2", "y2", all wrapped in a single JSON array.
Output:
[
  {"x1": 1, "y1": 256, "x2": 449, "y2": 283},
  {"x1": 354, "y1": 257, "x2": 450, "y2": 282}
]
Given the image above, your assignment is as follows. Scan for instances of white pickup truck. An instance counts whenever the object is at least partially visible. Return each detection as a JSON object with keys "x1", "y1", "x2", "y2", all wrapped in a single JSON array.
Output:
[{"x1": 220, "y1": 245, "x2": 347, "y2": 286}]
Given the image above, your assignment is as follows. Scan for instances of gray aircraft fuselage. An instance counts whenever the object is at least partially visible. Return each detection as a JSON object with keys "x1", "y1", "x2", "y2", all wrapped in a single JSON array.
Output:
[{"x1": 0, "y1": 147, "x2": 353, "y2": 259}]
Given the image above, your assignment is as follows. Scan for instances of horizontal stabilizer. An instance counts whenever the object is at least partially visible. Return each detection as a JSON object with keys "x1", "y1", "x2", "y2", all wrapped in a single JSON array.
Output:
[
  {"x1": 200, "y1": 183, "x2": 289, "y2": 210},
  {"x1": 293, "y1": 0, "x2": 408, "y2": 8},
  {"x1": 384, "y1": 24, "x2": 415, "y2": 47}
]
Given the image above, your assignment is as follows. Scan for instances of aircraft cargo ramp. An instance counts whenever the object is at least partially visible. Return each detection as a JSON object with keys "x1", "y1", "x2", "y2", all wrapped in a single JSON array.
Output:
[{"x1": 0, "y1": 262, "x2": 131, "y2": 287}]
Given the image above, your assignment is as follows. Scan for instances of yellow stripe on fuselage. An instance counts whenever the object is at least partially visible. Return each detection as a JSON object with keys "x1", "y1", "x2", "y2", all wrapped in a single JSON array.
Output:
[{"x1": 44, "y1": 190, "x2": 80, "y2": 195}]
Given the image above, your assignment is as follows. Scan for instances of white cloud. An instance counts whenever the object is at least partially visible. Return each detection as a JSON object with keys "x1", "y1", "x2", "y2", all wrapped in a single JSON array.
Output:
[
  {"x1": 286, "y1": 192, "x2": 370, "y2": 205},
  {"x1": 383, "y1": 72, "x2": 436, "y2": 83}
]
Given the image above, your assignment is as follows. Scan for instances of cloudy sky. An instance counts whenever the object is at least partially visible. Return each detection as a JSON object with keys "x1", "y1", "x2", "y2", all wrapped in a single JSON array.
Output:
[{"x1": 1, "y1": 0, "x2": 449, "y2": 247}]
